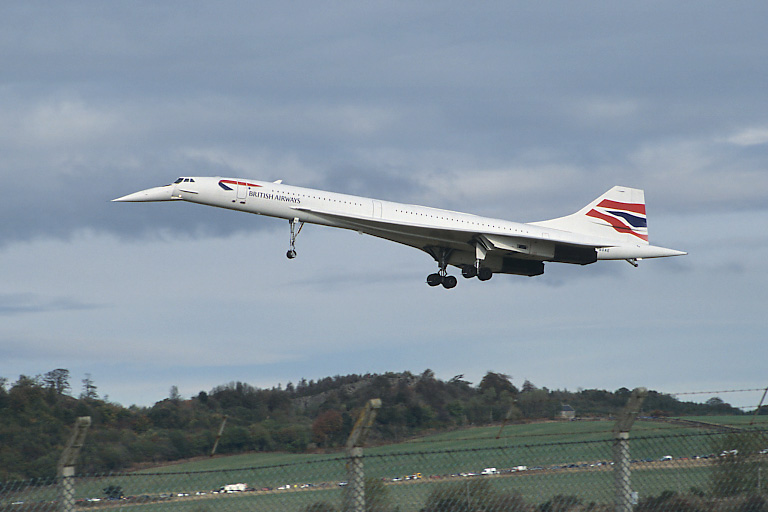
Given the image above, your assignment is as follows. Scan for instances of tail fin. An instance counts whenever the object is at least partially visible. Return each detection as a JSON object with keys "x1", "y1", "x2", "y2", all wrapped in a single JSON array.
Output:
[{"x1": 531, "y1": 186, "x2": 649, "y2": 244}]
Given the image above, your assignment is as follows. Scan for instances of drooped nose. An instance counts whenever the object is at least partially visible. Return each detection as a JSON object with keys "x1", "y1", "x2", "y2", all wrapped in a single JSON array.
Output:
[{"x1": 112, "y1": 185, "x2": 175, "y2": 202}]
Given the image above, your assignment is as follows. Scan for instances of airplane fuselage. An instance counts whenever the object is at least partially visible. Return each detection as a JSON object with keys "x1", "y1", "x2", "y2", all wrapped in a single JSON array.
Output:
[
  {"x1": 114, "y1": 177, "x2": 686, "y2": 287},
  {"x1": 192, "y1": 178, "x2": 556, "y2": 245}
]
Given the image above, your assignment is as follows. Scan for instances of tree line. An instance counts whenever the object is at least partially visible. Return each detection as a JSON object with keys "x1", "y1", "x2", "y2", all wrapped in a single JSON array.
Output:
[{"x1": 0, "y1": 369, "x2": 746, "y2": 481}]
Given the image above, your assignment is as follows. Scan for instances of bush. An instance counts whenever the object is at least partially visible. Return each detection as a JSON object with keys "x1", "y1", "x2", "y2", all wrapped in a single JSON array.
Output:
[
  {"x1": 303, "y1": 502, "x2": 337, "y2": 512},
  {"x1": 710, "y1": 431, "x2": 768, "y2": 497},
  {"x1": 741, "y1": 494, "x2": 767, "y2": 512},
  {"x1": 635, "y1": 491, "x2": 705, "y2": 512},
  {"x1": 539, "y1": 495, "x2": 581, "y2": 512},
  {"x1": 422, "y1": 479, "x2": 530, "y2": 512}
]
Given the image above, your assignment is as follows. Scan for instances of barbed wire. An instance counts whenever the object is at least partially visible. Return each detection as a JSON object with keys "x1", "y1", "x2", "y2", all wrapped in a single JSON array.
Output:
[{"x1": 670, "y1": 387, "x2": 767, "y2": 396}]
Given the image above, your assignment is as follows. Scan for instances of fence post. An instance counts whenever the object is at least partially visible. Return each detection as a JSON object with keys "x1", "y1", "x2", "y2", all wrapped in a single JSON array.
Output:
[
  {"x1": 347, "y1": 447, "x2": 365, "y2": 512},
  {"x1": 57, "y1": 416, "x2": 91, "y2": 512},
  {"x1": 60, "y1": 466, "x2": 75, "y2": 512},
  {"x1": 613, "y1": 388, "x2": 646, "y2": 512},
  {"x1": 345, "y1": 399, "x2": 381, "y2": 512}
]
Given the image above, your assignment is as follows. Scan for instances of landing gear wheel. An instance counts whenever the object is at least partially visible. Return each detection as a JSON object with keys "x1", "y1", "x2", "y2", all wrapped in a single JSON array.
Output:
[
  {"x1": 425, "y1": 246, "x2": 458, "y2": 289},
  {"x1": 461, "y1": 265, "x2": 477, "y2": 279},
  {"x1": 442, "y1": 275, "x2": 457, "y2": 289},
  {"x1": 287, "y1": 218, "x2": 304, "y2": 260},
  {"x1": 478, "y1": 267, "x2": 493, "y2": 281},
  {"x1": 426, "y1": 273, "x2": 443, "y2": 287}
]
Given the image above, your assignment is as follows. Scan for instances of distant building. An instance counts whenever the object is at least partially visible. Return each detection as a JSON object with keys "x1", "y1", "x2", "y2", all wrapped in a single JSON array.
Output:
[{"x1": 560, "y1": 404, "x2": 576, "y2": 420}]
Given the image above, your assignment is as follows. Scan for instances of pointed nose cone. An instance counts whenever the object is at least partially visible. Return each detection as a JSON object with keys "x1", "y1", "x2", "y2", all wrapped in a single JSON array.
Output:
[{"x1": 112, "y1": 185, "x2": 175, "y2": 202}]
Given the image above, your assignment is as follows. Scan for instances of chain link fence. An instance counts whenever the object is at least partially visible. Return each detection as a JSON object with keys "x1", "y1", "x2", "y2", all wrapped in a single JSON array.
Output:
[{"x1": 2, "y1": 425, "x2": 767, "y2": 512}]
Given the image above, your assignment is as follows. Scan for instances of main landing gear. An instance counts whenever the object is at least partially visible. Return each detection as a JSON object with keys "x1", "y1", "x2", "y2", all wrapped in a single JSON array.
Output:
[
  {"x1": 478, "y1": 266, "x2": 493, "y2": 281},
  {"x1": 286, "y1": 218, "x2": 304, "y2": 259},
  {"x1": 460, "y1": 264, "x2": 493, "y2": 281},
  {"x1": 427, "y1": 271, "x2": 457, "y2": 289},
  {"x1": 426, "y1": 264, "x2": 493, "y2": 289},
  {"x1": 425, "y1": 247, "x2": 457, "y2": 289},
  {"x1": 424, "y1": 246, "x2": 495, "y2": 289},
  {"x1": 425, "y1": 246, "x2": 468, "y2": 289}
]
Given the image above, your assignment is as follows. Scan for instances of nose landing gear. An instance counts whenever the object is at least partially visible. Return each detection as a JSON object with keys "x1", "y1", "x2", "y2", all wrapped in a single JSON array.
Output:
[{"x1": 286, "y1": 218, "x2": 304, "y2": 259}]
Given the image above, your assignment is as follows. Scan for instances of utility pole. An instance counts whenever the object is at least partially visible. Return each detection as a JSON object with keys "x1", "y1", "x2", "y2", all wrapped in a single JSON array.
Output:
[
  {"x1": 345, "y1": 399, "x2": 381, "y2": 512},
  {"x1": 58, "y1": 416, "x2": 91, "y2": 512},
  {"x1": 613, "y1": 388, "x2": 647, "y2": 512},
  {"x1": 210, "y1": 415, "x2": 228, "y2": 457},
  {"x1": 495, "y1": 400, "x2": 518, "y2": 439}
]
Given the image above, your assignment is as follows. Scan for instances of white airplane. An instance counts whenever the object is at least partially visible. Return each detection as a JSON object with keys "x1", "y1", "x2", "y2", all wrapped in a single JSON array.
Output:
[{"x1": 114, "y1": 177, "x2": 686, "y2": 288}]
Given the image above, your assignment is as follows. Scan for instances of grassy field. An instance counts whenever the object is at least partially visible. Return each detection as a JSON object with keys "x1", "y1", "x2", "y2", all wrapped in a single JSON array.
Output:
[
  {"x1": 118, "y1": 417, "x2": 752, "y2": 480},
  {"x1": 132, "y1": 417, "x2": 746, "y2": 476},
  {"x1": 681, "y1": 415, "x2": 768, "y2": 427},
  {"x1": 5, "y1": 417, "x2": 765, "y2": 511},
  {"x1": 81, "y1": 464, "x2": 724, "y2": 512},
  {"x1": 132, "y1": 420, "x2": 658, "y2": 470},
  {"x1": 113, "y1": 418, "x2": 761, "y2": 504}
]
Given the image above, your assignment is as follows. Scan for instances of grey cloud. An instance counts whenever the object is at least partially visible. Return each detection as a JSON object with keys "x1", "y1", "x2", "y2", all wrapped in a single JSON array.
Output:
[
  {"x1": 0, "y1": 293, "x2": 100, "y2": 316},
  {"x1": 2, "y1": 1, "x2": 768, "y2": 408},
  {"x1": 3, "y1": 2, "x2": 768, "y2": 251},
  {"x1": 317, "y1": 164, "x2": 424, "y2": 202}
]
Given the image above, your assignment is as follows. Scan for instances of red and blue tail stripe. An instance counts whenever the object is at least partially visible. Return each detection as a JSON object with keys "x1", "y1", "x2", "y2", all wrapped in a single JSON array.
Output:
[{"x1": 586, "y1": 199, "x2": 648, "y2": 241}]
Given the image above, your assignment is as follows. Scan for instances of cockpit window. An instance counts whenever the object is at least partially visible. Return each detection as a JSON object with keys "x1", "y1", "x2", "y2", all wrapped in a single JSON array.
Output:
[{"x1": 174, "y1": 178, "x2": 184, "y2": 184}]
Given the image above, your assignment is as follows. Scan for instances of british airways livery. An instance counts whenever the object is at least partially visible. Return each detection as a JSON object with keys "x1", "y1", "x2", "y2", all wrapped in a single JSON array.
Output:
[{"x1": 114, "y1": 177, "x2": 686, "y2": 289}]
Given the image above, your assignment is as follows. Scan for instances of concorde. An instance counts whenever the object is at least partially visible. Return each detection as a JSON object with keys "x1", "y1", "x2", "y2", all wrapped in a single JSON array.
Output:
[{"x1": 113, "y1": 177, "x2": 686, "y2": 288}]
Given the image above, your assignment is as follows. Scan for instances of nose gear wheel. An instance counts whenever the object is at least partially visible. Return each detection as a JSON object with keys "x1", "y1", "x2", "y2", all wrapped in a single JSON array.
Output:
[{"x1": 286, "y1": 218, "x2": 304, "y2": 259}]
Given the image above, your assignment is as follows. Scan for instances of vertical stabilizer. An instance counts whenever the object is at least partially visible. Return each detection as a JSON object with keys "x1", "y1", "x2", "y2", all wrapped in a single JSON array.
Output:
[{"x1": 531, "y1": 186, "x2": 649, "y2": 244}]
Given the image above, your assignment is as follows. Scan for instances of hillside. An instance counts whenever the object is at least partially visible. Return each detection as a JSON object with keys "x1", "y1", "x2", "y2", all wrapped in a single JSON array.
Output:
[{"x1": 0, "y1": 369, "x2": 746, "y2": 481}]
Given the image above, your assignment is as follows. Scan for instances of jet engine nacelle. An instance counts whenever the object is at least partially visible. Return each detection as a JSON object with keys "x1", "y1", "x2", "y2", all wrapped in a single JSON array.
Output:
[{"x1": 501, "y1": 258, "x2": 545, "y2": 276}]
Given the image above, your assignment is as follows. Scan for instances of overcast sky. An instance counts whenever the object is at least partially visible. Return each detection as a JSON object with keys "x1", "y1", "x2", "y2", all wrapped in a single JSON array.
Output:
[{"x1": 2, "y1": 2, "x2": 767, "y2": 410}]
